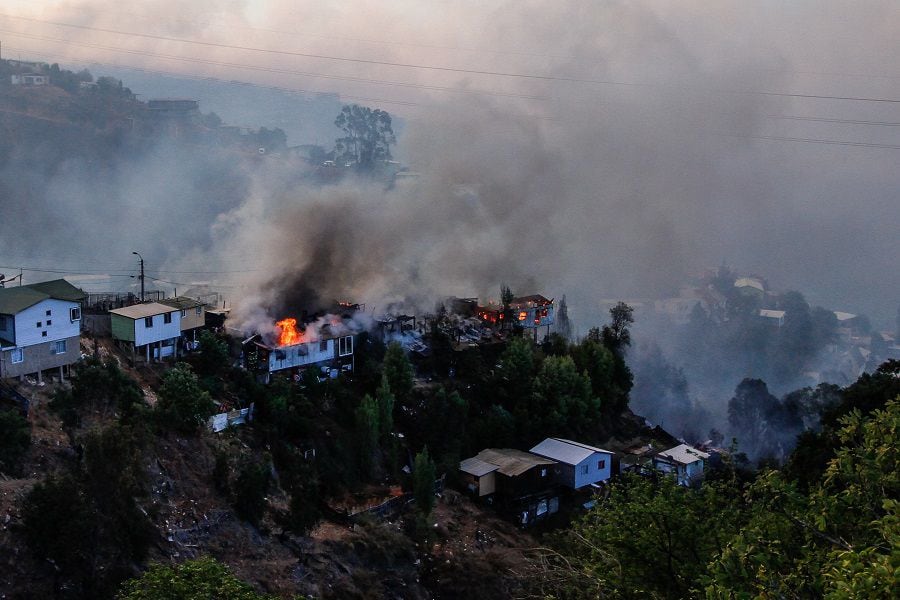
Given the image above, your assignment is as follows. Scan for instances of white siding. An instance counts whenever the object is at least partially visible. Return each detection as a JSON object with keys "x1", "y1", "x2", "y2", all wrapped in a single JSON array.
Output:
[
  {"x1": 573, "y1": 451, "x2": 613, "y2": 488},
  {"x1": 269, "y1": 339, "x2": 334, "y2": 371},
  {"x1": 12, "y1": 299, "x2": 81, "y2": 348},
  {"x1": 134, "y1": 311, "x2": 181, "y2": 346}
]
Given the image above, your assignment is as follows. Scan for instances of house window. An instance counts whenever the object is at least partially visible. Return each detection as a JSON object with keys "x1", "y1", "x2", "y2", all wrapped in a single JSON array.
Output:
[
  {"x1": 52, "y1": 340, "x2": 66, "y2": 354},
  {"x1": 540, "y1": 468, "x2": 547, "y2": 477},
  {"x1": 70, "y1": 307, "x2": 81, "y2": 322},
  {"x1": 46, "y1": 320, "x2": 52, "y2": 326},
  {"x1": 11, "y1": 348, "x2": 23, "y2": 363},
  {"x1": 581, "y1": 465, "x2": 589, "y2": 475},
  {"x1": 598, "y1": 459, "x2": 606, "y2": 470},
  {"x1": 181, "y1": 310, "x2": 187, "y2": 317},
  {"x1": 164, "y1": 312, "x2": 172, "y2": 324},
  {"x1": 0, "y1": 316, "x2": 7, "y2": 331},
  {"x1": 339, "y1": 335, "x2": 353, "y2": 356},
  {"x1": 46, "y1": 309, "x2": 52, "y2": 316},
  {"x1": 195, "y1": 306, "x2": 202, "y2": 315},
  {"x1": 41, "y1": 331, "x2": 47, "y2": 337},
  {"x1": 319, "y1": 340, "x2": 328, "y2": 352},
  {"x1": 145, "y1": 316, "x2": 153, "y2": 328},
  {"x1": 36, "y1": 321, "x2": 42, "y2": 328}
]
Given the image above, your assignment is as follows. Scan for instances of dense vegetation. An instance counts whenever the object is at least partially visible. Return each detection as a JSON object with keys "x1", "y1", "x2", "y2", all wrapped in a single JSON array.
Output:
[{"x1": 531, "y1": 360, "x2": 900, "y2": 598}]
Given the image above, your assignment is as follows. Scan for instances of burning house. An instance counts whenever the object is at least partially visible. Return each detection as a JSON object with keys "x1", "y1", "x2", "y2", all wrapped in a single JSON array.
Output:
[
  {"x1": 243, "y1": 315, "x2": 359, "y2": 383},
  {"x1": 476, "y1": 294, "x2": 555, "y2": 339}
]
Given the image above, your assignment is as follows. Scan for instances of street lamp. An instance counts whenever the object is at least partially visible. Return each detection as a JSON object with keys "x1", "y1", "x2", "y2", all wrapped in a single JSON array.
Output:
[{"x1": 132, "y1": 251, "x2": 145, "y2": 302}]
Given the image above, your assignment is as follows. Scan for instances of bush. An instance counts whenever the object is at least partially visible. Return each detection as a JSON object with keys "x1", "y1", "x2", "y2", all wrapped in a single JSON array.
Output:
[{"x1": 0, "y1": 408, "x2": 30, "y2": 474}]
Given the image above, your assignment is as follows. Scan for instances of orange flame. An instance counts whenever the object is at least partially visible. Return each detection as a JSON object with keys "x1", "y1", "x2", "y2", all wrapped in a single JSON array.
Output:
[{"x1": 276, "y1": 317, "x2": 302, "y2": 346}]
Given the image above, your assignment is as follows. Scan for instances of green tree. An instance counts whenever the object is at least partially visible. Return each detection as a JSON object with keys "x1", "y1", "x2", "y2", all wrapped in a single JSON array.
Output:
[
  {"x1": 525, "y1": 355, "x2": 596, "y2": 442},
  {"x1": 51, "y1": 357, "x2": 145, "y2": 425},
  {"x1": 496, "y1": 336, "x2": 535, "y2": 409},
  {"x1": 118, "y1": 556, "x2": 278, "y2": 600},
  {"x1": 355, "y1": 394, "x2": 381, "y2": 479},
  {"x1": 22, "y1": 475, "x2": 93, "y2": 576},
  {"x1": 0, "y1": 408, "x2": 30, "y2": 474},
  {"x1": 375, "y1": 373, "x2": 395, "y2": 441},
  {"x1": 413, "y1": 446, "x2": 437, "y2": 517},
  {"x1": 195, "y1": 329, "x2": 229, "y2": 376},
  {"x1": 334, "y1": 104, "x2": 395, "y2": 169},
  {"x1": 233, "y1": 457, "x2": 271, "y2": 527},
  {"x1": 157, "y1": 363, "x2": 215, "y2": 433},
  {"x1": 542, "y1": 474, "x2": 744, "y2": 599},
  {"x1": 383, "y1": 341, "x2": 414, "y2": 403}
]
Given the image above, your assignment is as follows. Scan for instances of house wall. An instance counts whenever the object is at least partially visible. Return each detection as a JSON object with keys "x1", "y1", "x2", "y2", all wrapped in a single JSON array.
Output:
[
  {"x1": 496, "y1": 465, "x2": 554, "y2": 499},
  {"x1": 573, "y1": 452, "x2": 613, "y2": 489},
  {"x1": 12, "y1": 299, "x2": 81, "y2": 347},
  {"x1": 478, "y1": 472, "x2": 496, "y2": 496},
  {"x1": 110, "y1": 314, "x2": 135, "y2": 343},
  {"x1": 178, "y1": 306, "x2": 205, "y2": 333},
  {"x1": 685, "y1": 460, "x2": 705, "y2": 483},
  {"x1": 269, "y1": 338, "x2": 336, "y2": 372},
  {"x1": 0, "y1": 335, "x2": 81, "y2": 378},
  {"x1": 134, "y1": 311, "x2": 180, "y2": 346}
]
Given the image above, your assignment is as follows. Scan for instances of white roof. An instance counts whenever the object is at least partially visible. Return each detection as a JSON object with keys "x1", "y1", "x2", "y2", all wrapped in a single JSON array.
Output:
[
  {"x1": 734, "y1": 277, "x2": 765, "y2": 292},
  {"x1": 109, "y1": 302, "x2": 178, "y2": 319},
  {"x1": 530, "y1": 438, "x2": 613, "y2": 466},
  {"x1": 834, "y1": 311, "x2": 857, "y2": 321},
  {"x1": 759, "y1": 309, "x2": 785, "y2": 319},
  {"x1": 656, "y1": 444, "x2": 709, "y2": 465}
]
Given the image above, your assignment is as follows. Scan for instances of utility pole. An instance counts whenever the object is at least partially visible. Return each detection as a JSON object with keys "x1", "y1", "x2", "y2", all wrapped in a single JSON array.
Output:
[{"x1": 132, "y1": 251, "x2": 145, "y2": 302}]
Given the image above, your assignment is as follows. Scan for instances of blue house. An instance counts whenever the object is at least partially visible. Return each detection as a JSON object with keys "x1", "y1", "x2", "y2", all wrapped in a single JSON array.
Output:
[{"x1": 529, "y1": 438, "x2": 614, "y2": 490}]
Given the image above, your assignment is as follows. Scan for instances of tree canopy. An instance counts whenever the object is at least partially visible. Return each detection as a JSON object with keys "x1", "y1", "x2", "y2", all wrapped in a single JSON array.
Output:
[{"x1": 334, "y1": 104, "x2": 395, "y2": 170}]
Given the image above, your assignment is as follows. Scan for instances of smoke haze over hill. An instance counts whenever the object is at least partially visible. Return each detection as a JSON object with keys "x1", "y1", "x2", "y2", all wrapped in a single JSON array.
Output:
[{"x1": 0, "y1": 0, "x2": 897, "y2": 333}]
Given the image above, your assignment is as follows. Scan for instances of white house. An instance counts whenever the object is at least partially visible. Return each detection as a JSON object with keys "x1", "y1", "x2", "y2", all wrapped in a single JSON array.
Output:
[
  {"x1": 0, "y1": 279, "x2": 85, "y2": 382},
  {"x1": 759, "y1": 309, "x2": 786, "y2": 327},
  {"x1": 653, "y1": 444, "x2": 710, "y2": 486},
  {"x1": 529, "y1": 438, "x2": 614, "y2": 489},
  {"x1": 11, "y1": 73, "x2": 49, "y2": 86},
  {"x1": 109, "y1": 302, "x2": 181, "y2": 362}
]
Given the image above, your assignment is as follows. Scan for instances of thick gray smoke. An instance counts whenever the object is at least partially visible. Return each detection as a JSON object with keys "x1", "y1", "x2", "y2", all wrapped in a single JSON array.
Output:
[{"x1": 1, "y1": 2, "x2": 897, "y2": 376}]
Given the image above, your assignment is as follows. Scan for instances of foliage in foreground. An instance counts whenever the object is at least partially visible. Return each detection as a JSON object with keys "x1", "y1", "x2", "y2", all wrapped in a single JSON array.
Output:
[
  {"x1": 532, "y1": 380, "x2": 900, "y2": 599},
  {"x1": 118, "y1": 557, "x2": 279, "y2": 600}
]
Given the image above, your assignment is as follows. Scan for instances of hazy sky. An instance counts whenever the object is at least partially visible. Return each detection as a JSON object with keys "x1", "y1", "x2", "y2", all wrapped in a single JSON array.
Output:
[{"x1": 1, "y1": 1, "x2": 897, "y2": 327}]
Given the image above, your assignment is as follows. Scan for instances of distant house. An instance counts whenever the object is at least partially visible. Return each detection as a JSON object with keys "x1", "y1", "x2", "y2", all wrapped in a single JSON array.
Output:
[
  {"x1": 0, "y1": 279, "x2": 85, "y2": 382},
  {"x1": 653, "y1": 444, "x2": 710, "y2": 486},
  {"x1": 11, "y1": 73, "x2": 49, "y2": 86},
  {"x1": 529, "y1": 438, "x2": 614, "y2": 489},
  {"x1": 159, "y1": 297, "x2": 206, "y2": 346},
  {"x1": 109, "y1": 303, "x2": 181, "y2": 362},
  {"x1": 459, "y1": 448, "x2": 560, "y2": 525},
  {"x1": 759, "y1": 309, "x2": 786, "y2": 327},
  {"x1": 734, "y1": 277, "x2": 765, "y2": 299}
]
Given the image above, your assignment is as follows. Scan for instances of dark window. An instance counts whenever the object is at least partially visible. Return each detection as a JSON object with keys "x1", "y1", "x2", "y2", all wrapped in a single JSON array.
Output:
[
  {"x1": 339, "y1": 336, "x2": 353, "y2": 356},
  {"x1": 598, "y1": 459, "x2": 606, "y2": 470},
  {"x1": 581, "y1": 465, "x2": 589, "y2": 475},
  {"x1": 145, "y1": 316, "x2": 153, "y2": 328},
  {"x1": 164, "y1": 312, "x2": 172, "y2": 324},
  {"x1": 70, "y1": 307, "x2": 81, "y2": 322},
  {"x1": 46, "y1": 320, "x2": 52, "y2": 326},
  {"x1": 319, "y1": 340, "x2": 328, "y2": 352},
  {"x1": 36, "y1": 322, "x2": 42, "y2": 328},
  {"x1": 46, "y1": 309, "x2": 52, "y2": 316},
  {"x1": 41, "y1": 331, "x2": 47, "y2": 337}
]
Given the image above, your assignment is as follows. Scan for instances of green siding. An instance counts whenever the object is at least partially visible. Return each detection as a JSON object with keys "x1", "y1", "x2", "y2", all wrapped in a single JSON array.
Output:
[{"x1": 110, "y1": 314, "x2": 135, "y2": 342}]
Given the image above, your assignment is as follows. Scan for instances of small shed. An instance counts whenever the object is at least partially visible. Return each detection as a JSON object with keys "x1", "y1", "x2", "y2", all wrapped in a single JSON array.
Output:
[
  {"x1": 459, "y1": 456, "x2": 499, "y2": 497},
  {"x1": 653, "y1": 444, "x2": 710, "y2": 486}
]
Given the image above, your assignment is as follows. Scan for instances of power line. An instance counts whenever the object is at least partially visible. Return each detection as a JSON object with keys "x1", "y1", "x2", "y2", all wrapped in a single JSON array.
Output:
[
  {"x1": 0, "y1": 30, "x2": 545, "y2": 102},
  {"x1": 5, "y1": 12, "x2": 900, "y2": 104}
]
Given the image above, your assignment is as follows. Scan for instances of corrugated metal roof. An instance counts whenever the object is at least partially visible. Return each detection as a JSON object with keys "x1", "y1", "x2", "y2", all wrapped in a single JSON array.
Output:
[
  {"x1": 109, "y1": 302, "x2": 177, "y2": 319},
  {"x1": 159, "y1": 296, "x2": 204, "y2": 310},
  {"x1": 26, "y1": 279, "x2": 86, "y2": 302},
  {"x1": 530, "y1": 438, "x2": 613, "y2": 465},
  {"x1": 0, "y1": 287, "x2": 49, "y2": 314},
  {"x1": 459, "y1": 457, "x2": 499, "y2": 477},
  {"x1": 759, "y1": 309, "x2": 785, "y2": 319},
  {"x1": 474, "y1": 448, "x2": 556, "y2": 477},
  {"x1": 657, "y1": 444, "x2": 710, "y2": 465}
]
